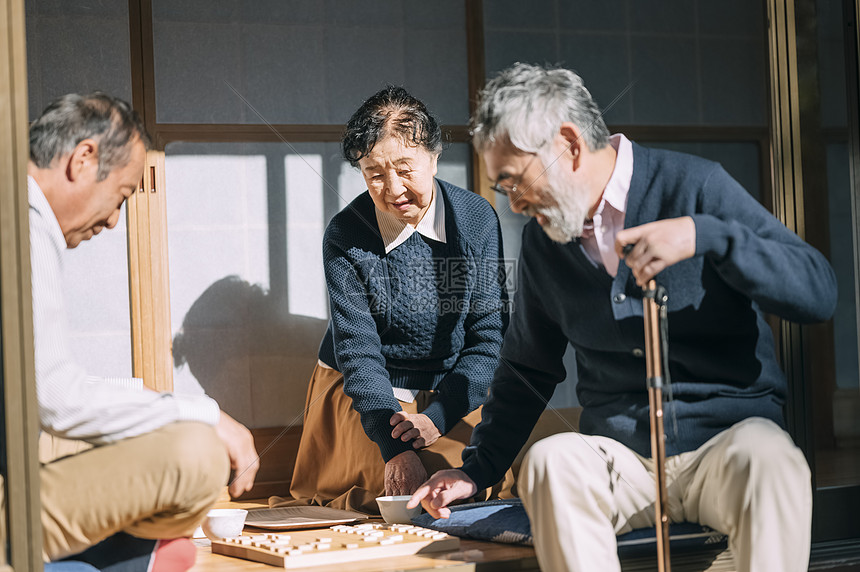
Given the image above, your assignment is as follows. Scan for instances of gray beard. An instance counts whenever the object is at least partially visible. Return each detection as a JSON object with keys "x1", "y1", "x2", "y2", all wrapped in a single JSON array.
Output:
[{"x1": 525, "y1": 161, "x2": 590, "y2": 244}]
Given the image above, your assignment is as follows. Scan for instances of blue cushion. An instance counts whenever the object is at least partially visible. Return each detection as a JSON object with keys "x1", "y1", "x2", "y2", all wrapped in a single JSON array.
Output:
[
  {"x1": 412, "y1": 499, "x2": 728, "y2": 556},
  {"x1": 413, "y1": 499, "x2": 533, "y2": 545},
  {"x1": 616, "y1": 522, "x2": 728, "y2": 559},
  {"x1": 46, "y1": 563, "x2": 100, "y2": 572}
]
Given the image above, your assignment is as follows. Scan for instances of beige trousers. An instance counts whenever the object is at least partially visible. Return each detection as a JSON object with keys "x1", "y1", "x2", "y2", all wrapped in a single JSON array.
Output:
[
  {"x1": 277, "y1": 365, "x2": 514, "y2": 515},
  {"x1": 519, "y1": 417, "x2": 811, "y2": 572},
  {"x1": 40, "y1": 421, "x2": 229, "y2": 561}
]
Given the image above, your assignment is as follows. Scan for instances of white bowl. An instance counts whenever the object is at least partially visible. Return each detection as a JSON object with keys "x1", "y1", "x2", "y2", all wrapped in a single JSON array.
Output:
[
  {"x1": 202, "y1": 508, "x2": 248, "y2": 540},
  {"x1": 376, "y1": 495, "x2": 422, "y2": 524}
]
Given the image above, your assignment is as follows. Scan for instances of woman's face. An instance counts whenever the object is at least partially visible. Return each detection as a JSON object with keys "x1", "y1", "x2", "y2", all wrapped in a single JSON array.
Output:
[{"x1": 358, "y1": 135, "x2": 439, "y2": 226}]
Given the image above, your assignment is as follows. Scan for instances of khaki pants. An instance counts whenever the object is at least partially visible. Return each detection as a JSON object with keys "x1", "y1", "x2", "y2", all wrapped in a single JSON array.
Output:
[
  {"x1": 276, "y1": 365, "x2": 514, "y2": 515},
  {"x1": 519, "y1": 417, "x2": 811, "y2": 572},
  {"x1": 40, "y1": 421, "x2": 229, "y2": 561}
]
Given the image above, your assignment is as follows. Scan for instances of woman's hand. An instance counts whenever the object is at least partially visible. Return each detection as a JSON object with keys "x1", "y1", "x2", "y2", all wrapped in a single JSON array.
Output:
[
  {"x1": 390, "y1": 411, "x2": 441, "y2": 448},
  {"x1": 384, "y1": 451, "x2": 428, "y2": 496}
]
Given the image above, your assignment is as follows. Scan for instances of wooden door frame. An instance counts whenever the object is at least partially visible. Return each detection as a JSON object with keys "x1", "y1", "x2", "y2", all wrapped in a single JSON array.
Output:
[{"x1": 0, "y1": 0, "x2": 45, "y2": 568}]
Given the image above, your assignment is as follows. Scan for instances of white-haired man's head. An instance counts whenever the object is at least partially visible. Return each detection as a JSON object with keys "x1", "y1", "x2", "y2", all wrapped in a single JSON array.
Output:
[{"x1": 474, "y1": 63, "x2": 613, "y2": 243}]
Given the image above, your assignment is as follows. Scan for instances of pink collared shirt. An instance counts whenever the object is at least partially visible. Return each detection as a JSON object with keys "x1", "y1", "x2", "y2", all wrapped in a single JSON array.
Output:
[{"x1": 580, "y1": 134, "x2": 633, "y2": 277}]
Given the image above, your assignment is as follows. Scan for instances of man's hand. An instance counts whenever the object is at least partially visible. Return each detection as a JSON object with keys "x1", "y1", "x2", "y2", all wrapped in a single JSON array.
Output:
[
  {"x1": 384, "y1": 450, "x2": 428, "y2": 496},
  {"x1": 616, "y1": 216, "x2": 696, "y2": 286},
  {"x1": 407, "y1": 469, "x2": 478, "y2": 519},
  {"x1": 390, "y1": 411, "x2": 441, "y2": 449},
  {"x1": 215, "y1": 410, "x2": 259, "y2": 498}
]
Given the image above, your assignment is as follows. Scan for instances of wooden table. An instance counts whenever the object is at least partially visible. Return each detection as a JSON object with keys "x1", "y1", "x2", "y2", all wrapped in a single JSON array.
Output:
[
  {"x1": 193, "y1": 536, "x2": 539, "y2": 571},
  {"x1": 190, "y1": 492, "x2": 539, "y2": 572},
  {"x1": 190, "y1": 491, "x2": 737, "y2": 572}
]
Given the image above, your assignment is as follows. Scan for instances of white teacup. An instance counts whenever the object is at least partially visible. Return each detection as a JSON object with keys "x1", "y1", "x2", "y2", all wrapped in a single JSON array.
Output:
[
  {"x1": 202, "y1": 508, "x2": 248, "y2": 540},
  {"x1": 376, "y1": 495, "x2": 422, "y2": 524}
]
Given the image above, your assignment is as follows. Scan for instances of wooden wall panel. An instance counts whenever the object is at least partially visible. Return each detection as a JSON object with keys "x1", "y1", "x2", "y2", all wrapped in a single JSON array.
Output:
[
  {"x1": 0, "y1": 0, "x2": 43, "y2": 568},
  {"x1": 233, "y1": 426, "x2": 303, "y2": 502},
  {"x1": 128, "y1": 150, "x2": 174, "y2": 391}
]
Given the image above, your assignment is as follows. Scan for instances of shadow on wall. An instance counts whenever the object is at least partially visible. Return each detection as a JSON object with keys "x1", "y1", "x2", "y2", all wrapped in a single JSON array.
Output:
[{"x1": 172, "y1": 275, "x2": 328, "y2": 429}]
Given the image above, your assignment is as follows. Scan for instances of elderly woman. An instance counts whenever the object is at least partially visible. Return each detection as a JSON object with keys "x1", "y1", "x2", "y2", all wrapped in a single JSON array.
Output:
[{"x1": 282, "y1": 86, "x2": 514, "y2": 514}]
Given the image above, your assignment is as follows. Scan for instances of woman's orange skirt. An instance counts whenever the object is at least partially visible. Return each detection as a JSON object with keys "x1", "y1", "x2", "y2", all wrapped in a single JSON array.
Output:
[{"x1": 271, "y1": 364, "x2": 514, "y2": 515}]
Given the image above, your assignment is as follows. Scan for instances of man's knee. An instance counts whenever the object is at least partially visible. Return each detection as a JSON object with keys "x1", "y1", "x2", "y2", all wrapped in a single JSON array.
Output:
[
  {"x1": 721, "y1": 418, "x2": 809, "y2": 485},
  {"x1": 521, "y1": 433, "x2": 589, "y2": 485},
  {"x1": 158, "y1": 422, "x2": 229, "y2": 492}
]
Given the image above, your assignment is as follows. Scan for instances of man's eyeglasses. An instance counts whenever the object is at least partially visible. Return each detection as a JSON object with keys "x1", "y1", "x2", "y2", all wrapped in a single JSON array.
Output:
[{"x1": 489, "y1": 152, "x2": 540, "y2": 198}]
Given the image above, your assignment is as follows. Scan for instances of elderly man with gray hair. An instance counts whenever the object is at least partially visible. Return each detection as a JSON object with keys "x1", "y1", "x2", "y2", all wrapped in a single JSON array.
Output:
[
  {"x1": 26, "y1": 92, "x2": 258, "y2": 569},
  {"x1": 410, "y1": 63, "x2": 836, "y2": 571}
]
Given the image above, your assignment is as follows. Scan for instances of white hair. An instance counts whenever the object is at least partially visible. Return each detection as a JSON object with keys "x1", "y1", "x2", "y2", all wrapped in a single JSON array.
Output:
[{"x1": 471, "y1": 63, "x2": 610, "y2": 155}]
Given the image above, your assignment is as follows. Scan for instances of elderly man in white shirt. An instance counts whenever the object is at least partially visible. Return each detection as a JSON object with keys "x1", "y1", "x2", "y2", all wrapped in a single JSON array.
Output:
[{"x1": 26, "y1": 92, "x2": 259, "y2": 568}]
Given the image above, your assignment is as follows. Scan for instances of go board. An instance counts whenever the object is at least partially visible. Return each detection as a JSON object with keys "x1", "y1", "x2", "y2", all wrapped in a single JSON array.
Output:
[{"x1": 210, "y1": 523, "x2": 460, "y2": 568}]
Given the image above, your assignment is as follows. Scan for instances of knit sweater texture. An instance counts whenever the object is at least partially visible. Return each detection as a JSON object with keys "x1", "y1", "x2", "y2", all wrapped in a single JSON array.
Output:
[
  {"x1": 461, "y1": 142, "x2": 837, "y2": 489},
  {"x1": 319, "y1": 179, "x2": 508, "y2": 462}
]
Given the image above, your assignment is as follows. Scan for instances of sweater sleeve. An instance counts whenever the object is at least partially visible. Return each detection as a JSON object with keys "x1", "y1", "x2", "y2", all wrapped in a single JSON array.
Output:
[
  {"x1": 420, "y1": 207, "x2": 509, "y2": 435},
  {"x1": 692, "y1": 165, "x2": 837, "y2": 323},
  {"x1": 323, "y1": 232, "x2": 414, "y2": 463},
  {"x1": 460, "y1": 223, "x2": 569, "y2": 489}
]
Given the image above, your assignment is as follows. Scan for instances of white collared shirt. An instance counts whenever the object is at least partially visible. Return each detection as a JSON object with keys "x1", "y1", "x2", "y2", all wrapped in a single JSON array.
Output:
[
  {"x1": 28, "y1": 176, "x2": 220, "y2": 443},
  {"x1": 375, "y1": 179, "x2": 447, "y2": 254},
  {"x1": 580, "y1": 134, "x2": 634, "y2": 277}
]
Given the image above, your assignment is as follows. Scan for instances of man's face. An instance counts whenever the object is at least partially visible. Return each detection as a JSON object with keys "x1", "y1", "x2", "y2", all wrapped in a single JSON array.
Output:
[
  {"x1": 483, "y1": 141, "x2": 591, "y2": 243},
  {"x1": 62, "y1": 138, "x2": 145, "y2": 248}
]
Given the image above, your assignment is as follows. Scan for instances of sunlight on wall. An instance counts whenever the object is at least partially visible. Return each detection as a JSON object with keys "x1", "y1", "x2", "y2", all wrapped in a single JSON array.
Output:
[
  {"x1": 165, "y1": 153, "x2": 270, "y2": 327},
  {"x1": 337, "y1": 163, "x2": 367, "y2": 210},
  {"x1": 286, "y1": 154, "x2": 327, "y2": 320},
  {"x1": 164, "y1": 147, "x2": 331, "y2": 426},
  {"x1": 64, "y1": 203, "x2": 133, "y2": 377},
  {"x1": 165, "y1": 152, "x2": 269, "y2": 397}
]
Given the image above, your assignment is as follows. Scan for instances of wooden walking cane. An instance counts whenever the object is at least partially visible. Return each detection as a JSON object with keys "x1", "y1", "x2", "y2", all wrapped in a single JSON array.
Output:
[{"x1": 642, "y1": 279, "x2": 671, "y2": 572}]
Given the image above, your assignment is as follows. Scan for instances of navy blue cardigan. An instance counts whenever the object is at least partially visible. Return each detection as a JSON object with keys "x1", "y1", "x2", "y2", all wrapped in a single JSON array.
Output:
[
  {"x1": 319, "y1": 180, "x2": 508, "y2": 462},
  {"x1": 461, "y1": 143, "x2": 837, "y2": 489}
]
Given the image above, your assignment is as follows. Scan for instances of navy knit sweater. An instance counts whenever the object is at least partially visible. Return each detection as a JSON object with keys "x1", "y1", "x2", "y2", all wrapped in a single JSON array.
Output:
[
  {"x1": 319, "y1": 179, "x2": 509, "y2": 462},
  {"x1": 461, "y1": 143, "x2": 837, "y2": 489}
]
